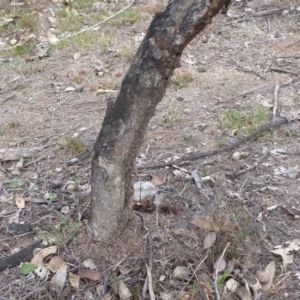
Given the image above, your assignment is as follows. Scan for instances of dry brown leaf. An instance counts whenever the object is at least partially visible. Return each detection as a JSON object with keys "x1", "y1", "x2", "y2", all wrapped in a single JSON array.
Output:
[
  {"x1": 203, "y1": 232, "x2": 217, "y2": 250},
  {"x1": 31, "y1": 246, "x2": 58, "y2": 267},
  {"x1": 175, "y1": 291, "x2": 192, "y2": 300},
  {"x1": 160, "y1": 292, "x2": 175, "y2": 300},
  {"x1": 102, "y1": 293, "x2": 114, "y2": 300},
  {"x1": 50, "y1": 267, "x2": 67, "y2": 294},
  {"x1": 255, "y1": 260, "x2": 276, "y2": 291},
  {"x1": 69, "y1": 272, "x2": 80, "y2": 288},
  {"x1": 173, "y1": 266, "x2": 190, "y2": 280},
  {"x1": 0, "y1": 242, "x2": 10, "y2": 252},
  {"x1": 15, "y1": 194, "x2": 25, "y2": 209},
  {"x1": 151, "y1": 175, "x2": 164, "y2": 186},
  {"x1": 271, "y1": 240, "x2": 300, "y2": 268},
  {"x1": 47, "y1": 256, "x2": 68, "y2": 273},
  {"x1": 244, "y1": 272, "x2": 261, "y2": 293},
  {"x1": 214, "y1": 257, "x2": 226, "y2": 273},
  {"x1": 83, "y1": 259, "x2": 97, "y2": 270},
  {"x1": 235, "y1": 285, "x2": 252, "y2": 300},
  {"x1": 225, "y1": 278, "x2": 239, "y2": 292},
  {"x1": 119, "y1": 280, "x2": 132, "y2": 299},
  {"x1": 47, "y1": 30, "x2": 59, "y2": 44},
  {"x1": 214, "y1": 218, "x2": 235, "y2": 233},
  {"x1": 190, "y1": 219, "x2": 220, "y2": 232},
  {"x1": 35, "y1": 265, "x2": 50, "y2": 279},
  {"x1": 78, "y1": 268, "x2": 101, "y2": 281}
]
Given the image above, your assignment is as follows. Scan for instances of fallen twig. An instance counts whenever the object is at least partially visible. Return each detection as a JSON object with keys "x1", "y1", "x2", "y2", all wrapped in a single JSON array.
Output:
[
  {"x1": 255, "y1": 55, "x2": 300, "y2": 60},
  {"x1": 0, "y1": 231, "x2": 35, "y2": 243},
  {"x1": 239, "y1": 85, "x2": 268, "y2": 97},
  {"x1": 98, "y1": 271, "x2": 112, "y2": 300},
  {"x1": 214, "y1": 242, "x2": 230, "y2": 300},
  {"x1": 135, "y1": 212, "x2": 149, "y2": 232},
  {"x1": 185, "y1": 255, "x2": 208, "y2": 287},
  {"x1": 236, "y1": 66, "x2": 266, "y2": 80},
  {"x1": 0, "y1": 242, "x2": 44, "y2": 272},
  {"x1": 142, "y1": 228, "x2": 153, "y2": 299},
  {"x1": 253, "y1": 9, "x2": 284, "y2": 17},
  {"x1": 273, "y1": 84, "x2": 280, "y2": 122},
  {"x1": 285, "y1": 39, "x2": 300, "y2": 48},
  {"x1": 146, "y1": 264, "x2": 155, "y2": 300},
  {"x1": 67, "y1": 149, "x2": 93, "y2": 166},
  {"x1": 138, "y1": 118, "x2": 288, "y2": 170},
  {"x1": 270, "y1": 67, "x2": 299, "y2": 76},
  {"x1": 274, "y1": 225, "x2": 293, "y2": 238}
]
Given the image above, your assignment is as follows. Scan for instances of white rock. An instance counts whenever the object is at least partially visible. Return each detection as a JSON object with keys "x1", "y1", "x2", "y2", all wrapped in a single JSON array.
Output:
[
  {"x1": 133, "y1": 181, "x2": 157, "y2": 201},
  {"x1": 172, "y1": 266, "x2": 190, "y2": 280},
  {"x1": 232, "y1": 152, "x2": 241, "y2": 161}
]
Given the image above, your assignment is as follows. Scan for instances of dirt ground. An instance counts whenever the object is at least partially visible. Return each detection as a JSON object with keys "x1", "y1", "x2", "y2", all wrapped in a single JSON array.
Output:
[{"x1": 0, "y1": 0, "x2": 300, "y2": 299}]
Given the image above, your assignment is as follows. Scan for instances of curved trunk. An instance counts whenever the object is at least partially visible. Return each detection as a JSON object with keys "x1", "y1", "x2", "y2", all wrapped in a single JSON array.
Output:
[{"x1": 88, "y1": 0, "x2": 231, "y2": 240}]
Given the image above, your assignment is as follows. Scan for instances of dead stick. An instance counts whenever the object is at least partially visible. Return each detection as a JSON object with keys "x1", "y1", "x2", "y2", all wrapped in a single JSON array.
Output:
[
  {"x1": 185, "y1": 255, "x2": 208, "y2": 287},
  {"x1": 285, "y1": 39, "x2": 300, "y2": 48},
  {"x1": 273, "y1": 84, "x2": 280, "y2": 122},
  {"x1": 270, "y1": 67, "x2": 299, "y2": 76},
  {"x1": 146, "y1": 264, "x2": 155, "y2": 300},
  {"x1": 253, "y1": 9, "x2": 284, "y2": 17},
  {"x1": 236, "y1": 66, "x2": 265, "y2": 80},
  {"x1": 138, "y1": 118, "x2": 288, "y2": 170},
  {"x1": 240, "y1": 85, "x2": 267, "y2": 97},
  {"x1": 214, "y1": 242, "x2": 230, "y2": 300},
  {"x1": 142, "y1": 232, "x2": 153, "y2": 298}
]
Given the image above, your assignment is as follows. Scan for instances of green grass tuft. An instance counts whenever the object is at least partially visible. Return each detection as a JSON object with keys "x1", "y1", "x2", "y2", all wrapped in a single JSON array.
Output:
[
  {"x1": 218, "y1": 105, "x2": 269, "y2": 137},
  {"x1": 58, "y1": 137, "x2": 86, "y2": 154}
]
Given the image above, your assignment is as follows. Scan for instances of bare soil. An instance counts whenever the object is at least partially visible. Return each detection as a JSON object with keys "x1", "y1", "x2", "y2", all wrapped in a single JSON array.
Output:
[{"x1": 0, "y1": 0, "x2": 300, "y2": 299}]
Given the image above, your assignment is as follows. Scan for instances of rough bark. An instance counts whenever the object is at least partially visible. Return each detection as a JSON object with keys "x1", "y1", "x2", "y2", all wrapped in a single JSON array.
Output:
[{"x1": 88, "y1": 0, "x2": 231, "y2": 240}]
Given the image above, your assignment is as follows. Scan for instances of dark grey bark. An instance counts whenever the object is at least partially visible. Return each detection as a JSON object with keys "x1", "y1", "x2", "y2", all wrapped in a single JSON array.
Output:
[{"x1": 88, "y1": 0, "x2": 231, "y2": 240}]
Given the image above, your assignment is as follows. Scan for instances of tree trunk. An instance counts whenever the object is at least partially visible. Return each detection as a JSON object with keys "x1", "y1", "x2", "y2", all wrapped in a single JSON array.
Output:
[{"x1": 88, "y1": 0, "x2": 231, "y2": 240}]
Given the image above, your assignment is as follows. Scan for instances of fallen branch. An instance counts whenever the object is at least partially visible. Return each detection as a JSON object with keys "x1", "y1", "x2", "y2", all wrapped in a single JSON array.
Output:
[
  {"x1": 255, "y1": 55, "x2": 300, "y2": 60},
  {"x1": 138, "y1": 118, "x2": 288, "y2": 170},
  {"x1": 236, "y1": 66, "x2": 266, "y2": 80},
  {"x1": 239, "y1": 85, "x2": 268, "y2": 97},
  {"x1": 0, "y1": 242, "x2": 44, "y2": 272},
  {"x1": 253, "y1": 9, "x2": 284, "y2": 17},
  {"x1": 67, "y1": 149, "x2": 93, "y2": 166},
  {"x1": 270, "y1": 67, "x2": 299, "y2": 76}
]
